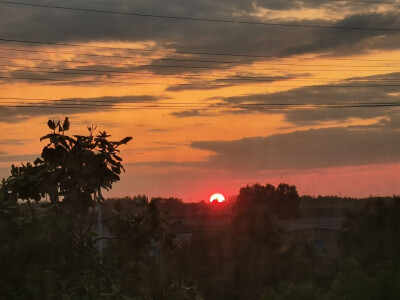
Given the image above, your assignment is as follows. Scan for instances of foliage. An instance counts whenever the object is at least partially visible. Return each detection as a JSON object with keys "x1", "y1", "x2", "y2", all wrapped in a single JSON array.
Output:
[
  {"x1": 101, "y1": 197, "x2": 204, "y2": 299},
  {"x1": 4, "y1": 125, "x2": 400, "y2": 300},
  {"x1": 260, "y1": 259, "x2": 400, "y2": 300},
  {"x1": 258, "y1": 197, "x2": 400, "y2": 300},
  {"x1": 339, "y1": 197, "x2": 400, "y2": 267},
  {"x1": 0, "y1": 118, "x2": 151, "y2": 298},
  {"x1": 260, "y1": 281, "x2": 325, "y2": 300},
  {"x1": 234, "y1": 183, "x2": 300, "y2": 221},
  {"x1": 1, "y1": 118, "x2": 132, "y2": 212},
  {"x1": 164, "y1": 280, "x2": 204, "y2": 300},
  {"x1": 164, "y1": 183, "x2": 310, "y2": 300},
  {"x1": 0, "y1": 118, "x2": 204, "y2": 299},
  {"x1": 101, "y1": 191, "x2": 400, "y2": 300}
]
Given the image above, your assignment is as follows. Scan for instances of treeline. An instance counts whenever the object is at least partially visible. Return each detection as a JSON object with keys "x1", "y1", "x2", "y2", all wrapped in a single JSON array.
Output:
[
  {"x1": 106, "y1": 184, "x2": 392, "y2": 221},
  {"x1": 106, "y1": 183, "x2": 300, "y2": 220},
  {"x1": 162, "y1": 186, "x2": 400, "y2": 299},
  {"x1": 105, "y1": 195, "x2": 216, "y2": 218},
  {"x1": 300, "y1": 195, "x2": 394, "y2": 218},
  {"x1": 102, "y1": 184, "x2": 400, "y2": 299}
]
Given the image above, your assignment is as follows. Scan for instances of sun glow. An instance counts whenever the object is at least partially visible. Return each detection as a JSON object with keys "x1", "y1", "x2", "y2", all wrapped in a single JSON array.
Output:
[{"x1": 210, "y1": 193, "x2": 226, "y2": 203}]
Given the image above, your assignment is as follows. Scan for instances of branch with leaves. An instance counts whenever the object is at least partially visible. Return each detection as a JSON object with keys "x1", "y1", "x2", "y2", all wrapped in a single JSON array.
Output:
[{"x1": 1, "y1": 117, "x2": 132, "y2": 214}]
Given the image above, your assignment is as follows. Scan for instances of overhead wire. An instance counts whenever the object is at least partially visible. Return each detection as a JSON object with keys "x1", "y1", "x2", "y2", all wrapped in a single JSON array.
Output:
[
  {"x1": 0, "y1": 75, "x2": 208, "y2": 85},
  {"x1": 0, "y1": 97, "x2": 399, "y2": 107},
  {"x1": 2, "y1": 101, "x2": 400, "y2": 110},
  {"x1": 1, "y1": 96, "x2": 398, "y2": 110},
  {"x1": 0, "y1": 96, "x2": 212, "y2": 105},
  {"x1": 3, "y1": 65, "x2": 400, "y2": 84},
  {"x1": 2, "y1": 73, "x2": 400, "y2": 87},
  {"x1": 0, "y1": 43, "x2": 399, "y2": 88},
  {"x1": 0, "y1": 47, "x2": 399, "y2": 69},
  {"x1": 0, "y1": 103, "x2": 211, "y2": 109},
  {"x1": 0, "y1": 38, "x2": 399, "y2": 63},
  {"x1": 0, "y1": 2, "x2": 398, "y2": 111},
  {"x1": 1, "y1": 55, "x2": 400, "y2": 74},
  {"x1": 0, "y1": 0, "x2": 399, "y2": 31}
]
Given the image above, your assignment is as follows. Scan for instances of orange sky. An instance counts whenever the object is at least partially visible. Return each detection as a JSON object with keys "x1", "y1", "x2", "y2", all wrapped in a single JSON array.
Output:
[{"x1": 1, "y1": 0, "x2": 400, "y2": 201}]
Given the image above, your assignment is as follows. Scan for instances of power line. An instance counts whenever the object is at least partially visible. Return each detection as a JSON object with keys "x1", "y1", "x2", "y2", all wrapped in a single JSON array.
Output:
[
  {"x1": 0, "y1": 104, "x2": 187, "y2": 110},
  {"x1": 0, "y1": 37, "x2": 398, "y2": 62},
  {"x1": 2, "y1": 101, "x2": 400, "y2": 110},
  {"x1": 1, "y1": 55, "x2": 400, "y2": 74},
  {"x1": 1, "y1": 97, "x2": 400, "y2": 107},
  {"x1": 2, "y1": 74, "x2": 400, "y2": 87},
  {"x1": 0, "y1": 102, "x2": 210, "y2": 109},
  {"x1": 0, "y1": 97, "x2": 211, "y2": 105},
  {"x1": 0, "y1": 75, "x2": 202, "y2": 85},
  {"x1": 0, "y1": 0, "x2": 399, "y2": 31},
  {"x1": 1, "y1": 47, "x2": 399, "y2": 68},
  {"x1": 3, "y1": 66, "x2": 400, "y2": 83},
  {"x1": 0, "y1": 72, "x2": 295, "y2": 86}
]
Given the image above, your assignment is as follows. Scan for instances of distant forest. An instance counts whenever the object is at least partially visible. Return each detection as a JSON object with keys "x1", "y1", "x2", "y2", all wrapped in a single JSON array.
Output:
[
  {"x1": 105, "y1": 188, "x2": 387, "y2": 220},
  {"x1": 100, "y1": 184, "x2": 400, "y2": 299}
]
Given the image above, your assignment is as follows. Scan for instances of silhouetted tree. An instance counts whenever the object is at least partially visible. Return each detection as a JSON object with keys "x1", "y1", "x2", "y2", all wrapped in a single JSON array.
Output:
[
  {"x1": 0, "y1": 118, "x2": 146, "y2": 298},
  {"x1": 0, "y1": 118, "x2": 204, "y2": 299},
  {"x1": 234, "y1": 183, "x2": 299, "y2": 220}
]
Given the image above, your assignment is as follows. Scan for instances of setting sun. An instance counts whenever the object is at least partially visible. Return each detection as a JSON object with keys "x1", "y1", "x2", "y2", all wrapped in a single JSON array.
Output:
[{"x1": 210, "y1": 193, "x2": 225, "y2": 203}]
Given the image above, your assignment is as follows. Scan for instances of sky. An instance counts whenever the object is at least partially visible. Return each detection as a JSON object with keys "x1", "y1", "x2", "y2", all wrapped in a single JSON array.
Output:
[{"x1": 1, "y1": 0, "x2": 400, "y2": 201}]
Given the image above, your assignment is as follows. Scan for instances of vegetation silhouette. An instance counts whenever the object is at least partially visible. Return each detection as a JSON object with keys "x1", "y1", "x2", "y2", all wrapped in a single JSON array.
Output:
[
  {"x1": 1, "y1": 118, "x2": 400, "y2": 299},
  {"x1": 0, "y1": 118, "x2": 202, "y2": 299}
]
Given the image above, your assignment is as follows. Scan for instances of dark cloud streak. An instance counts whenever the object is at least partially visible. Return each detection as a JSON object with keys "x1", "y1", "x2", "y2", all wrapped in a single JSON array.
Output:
[
  {"x1": 215, "y1": 72, "x2": 400, "y2": 124},
  {"x1": 189, "y1": 123, "x2": 400, "y2": 170},
  {"x1": 0, "y1": 95, "x2": 164, "y2": 123}
]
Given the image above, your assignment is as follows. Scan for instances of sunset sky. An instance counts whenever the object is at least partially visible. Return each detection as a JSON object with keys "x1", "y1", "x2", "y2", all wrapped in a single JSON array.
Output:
[{"x1": 1, "y1": 0, "x2": 400, "y2": 201}]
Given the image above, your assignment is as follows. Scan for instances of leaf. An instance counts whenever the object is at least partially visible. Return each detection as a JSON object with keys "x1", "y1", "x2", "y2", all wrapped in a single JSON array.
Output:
[
  {"x1": 112, "y1": 154, "x2": 122, "y2": 161},
  {"x1": 40, "y1": 133, "x2": 55, "y2": 142},
  {"x1": 62, "y1": 117, "x2": 70, "y2": 131},
  {"x1": 33, "y1": 157, "x2": 43, "y2": 166},
  {"x1": 58, "y1": 135, "x2": 70, "y2": 150},
  {"x1": 111, "y1": 166, "x2": 121, "y2": 174},
  {"x1": 47, "y1": 119, "x2": 56, "y2": 130},
  {"x1": 118, "y1": 136, "x2": 133, "y2": 145}
]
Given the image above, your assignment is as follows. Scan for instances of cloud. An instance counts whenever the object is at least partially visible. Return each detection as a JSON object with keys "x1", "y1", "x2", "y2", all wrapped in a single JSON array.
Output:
[
  {"x1": 0, "y1": 95, "x2": 163, "y2": 123},
  {"x1": 128, "y1": 161, "x2": 186, "y2": 168},
  {"x1": 218, "y1": 72, "x2": 400, "y2": 124},
  {"x1": 170, "y1": 109, "x2": 216, "y2": 118},
  {"x1": 284, "y1": 13, "x2": 400, "y2": 56},
  {"x1": 375, "y1": 114, "x2": 400, "y2": 129},
  {"x1": 127, "y1": 114, "x2": 400, "y2": 172},
  {"x1": 165, "y1": 82, "x2": 230, "y2": 91},
  {"x1": 255, "y1": 0, "x2": 337, "y2": 10},
  {"x1": 147, "y1": 128, "x2": 170, "y2": 132},
  {"x1": 1, "y1": 1, "x2": 400, "y2": 74},
  {"x1": 166, "y1": 73, "x2": 308, "y2": 91},
  {"x1": 0, "y1": 139, "x2": 29, "y2": 145},
  {"x1": 0, "y1": 153, "x2": 38, "y2": 163},
  {"x1": 189, "y1": 123, "x2": 400, "y2": 171},
  {"x1": 0, "y1": 62, "x2": 158, "y2": 86}
]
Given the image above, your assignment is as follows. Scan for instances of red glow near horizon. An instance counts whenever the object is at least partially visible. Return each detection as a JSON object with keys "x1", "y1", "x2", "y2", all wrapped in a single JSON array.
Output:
[{"x1": 210, "y1": 193, "x2": 226, "y2": 203}]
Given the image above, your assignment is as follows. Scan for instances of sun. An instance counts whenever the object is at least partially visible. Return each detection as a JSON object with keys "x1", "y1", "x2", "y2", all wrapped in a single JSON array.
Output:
[{"x1": 210, "y1": 193, "x2": 226, "y2": 203}]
